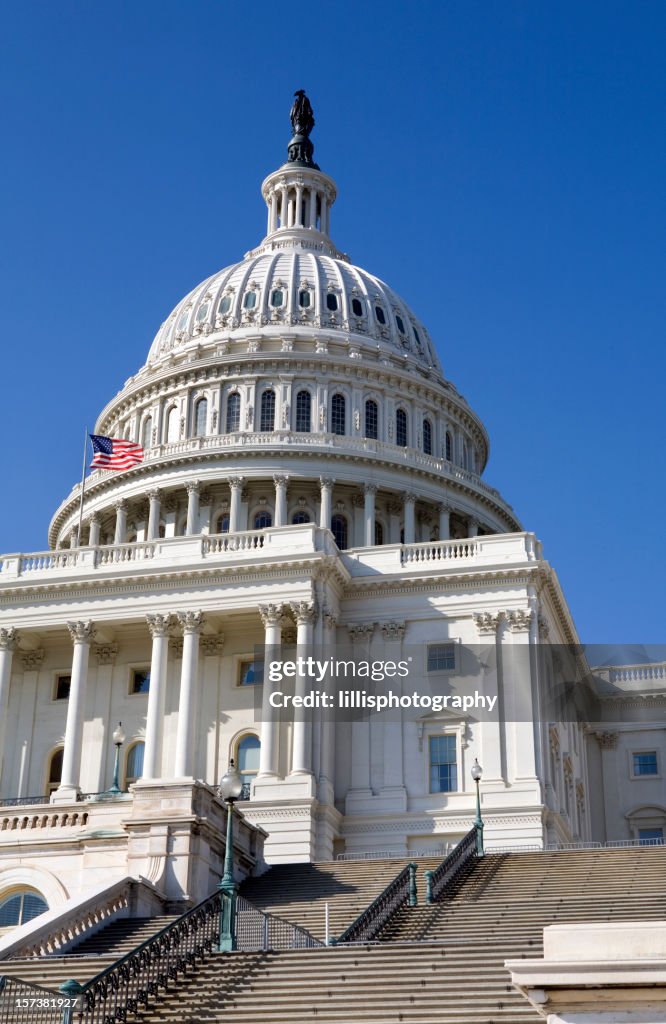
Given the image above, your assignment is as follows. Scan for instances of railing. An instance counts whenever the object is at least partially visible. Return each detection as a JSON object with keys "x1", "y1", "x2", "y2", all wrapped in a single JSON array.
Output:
[
  {"x1": 336, "y1": 846, "x2": 449, "y2": 861},
  {"x1": 424, "y1": 826, "x2": 480, "y2": 904},
  {"x1": 203, "y1": 532, "x2": 265, "y2": 555},
  {"x1": 0, "y1": 796, "x2": 49, "y2": 808},
  {"x1": 0, "y1": 976, "x2": 76, "y2": 1024},
  {"x1": 235, "y1": 895, "x2": 323, "y2": 951},
  {"x1": 334, "y1": 862, "x2": 417, "y2": 944},
  {"x1": 1, "y1": 811, "x2": 88, "y2": 833},
  {"x1": 401, "y1": 539, "x2": 478, "y2": 564}
]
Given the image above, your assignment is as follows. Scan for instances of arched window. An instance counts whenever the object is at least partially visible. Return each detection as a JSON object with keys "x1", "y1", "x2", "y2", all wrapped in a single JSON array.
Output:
[
  {"x1": 270, "y1": 289, "x2": 284, "y2": 308},
  {"x1": 226, "y1": 392, "x2": 241, "y2": 434},
  {"x1": 375, "y1": 306, "x2": 386, "y2": 325},
  {"x1": 396, "y1": 408, "x2": 408, "y2": 447},
  {"x1": 254, "y1": 511, "x2": 273, "y2": 529},
  {"x1": 218, "y1": 294, "x2": 232, "y2": 315},
  {"x1": 216, "y1": 513, "x2": 230, "y2": 534},
  {"x1": 194, "y1": 398, "x2": 208, "y2": 437},
  {"x1": 445, "y1": 431, "x2": 453, "y2": 462},
  {"x1": 243, "y1": 291, "x2": 257, "y2": 310},
  {"x1": 423, "y1": 418, "x2": 432, "y2": 455},
  {"x1": 125, "y1": 742, "x2": 144, "y2": 787},
  {"x1": 331, "y1": 514, "x2": 348, "y2": 550},
  {"x1": 292, "y1": 511, "x2": 310, "y2": 524},
  {"x1": 260, "y1": 390, "x2": 275, "y2": 432},
  {"x1": 141, "y1": 416, "x2": 152, "y2": 451},
  {"x1": 374, "y1": 521, "x2": 384, "y2": 546},
  {"x1": 166, "y1": 406, "x2": 179, "y2": 443},
  {"x1": 326, "y1": 293, "x2": 338, "y2": 311},
  {"x1": 330, "y1": 393, "x2": 346, "y2": 435},
  {"x1": 351, "y1": 297, "x2": 364, "y2": 317},
  {"x1": 0, "y1": 891, "x2": 49, "y2": 928},
  {"x1": 298, "y1": 290, "x2": 311, "y2": 308},
  {"x1": 47, "y1": 748, "x2": 63, "y2": 795},
  {"x1": 396, "y1": 314, "x2": 406, "y2": 334},
  {"x1": 295, "y1": 390, "x2": 311, "y2": 432},
  {"x1": 364, "y1": 399, "x2": 378, "y2": 439},
  {"x1": 236, "y1": 734, "x2": 261, "y2": 798}
]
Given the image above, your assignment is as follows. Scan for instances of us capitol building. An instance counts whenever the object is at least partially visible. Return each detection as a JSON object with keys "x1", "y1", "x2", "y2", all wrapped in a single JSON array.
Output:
[{"x1": 0, "y1": 94, "x2": 664, "y2": 925}]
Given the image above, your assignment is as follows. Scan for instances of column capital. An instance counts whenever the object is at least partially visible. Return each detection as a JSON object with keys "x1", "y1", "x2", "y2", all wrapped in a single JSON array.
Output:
[
  {"x1": 386, "y1": 500, "x2": 402, "y2": 516},
  {"x1": 176, "y1": 610, "x2": 205, "y2": 635},
  {"x1": 437, "y1": 502, "x2": 452, "y2": 514},
  {"x1": 228, "y1": 476, "x2": 245, "y2": 489},
  {"x1": 474, "y1": 611, "x2": 504, "y2": 635},
  {"x1": 88, "y1": 511, "x2": 101, "y2": 525},
  {"x1": 380, "y1": 621, "x2": 405, "y2": 641},
  {"x1": 0, "y1": 627, "x2": 19, "y2": 652},
  {"x1": 351, "y1": 492, "x2": 365, "y2": 509},
  {"x1": 323, "y1": 608, "x2": 338, "y2": 630},
  {"x1": 94, "y1": 642, "x2": 119, "y2": 665},
  {"x1": 364, "y1": 483, "x2": 378, "y2": 496},
  {"x1": 348, "y1": 622, "x2": 375, "y2": 643},
  {"x1": 505, "y1": 609, "x2": 534, "y2": 632},
  {"x1": 114, "y1": 498, "x2": 128, "y2": 512},
  {"x1": 146, "y1": 613, "x2": 173, "y2": 638},
  {"x1": 163, "y1": 493, "x2": 178, "y2": 513},
  {"x1": 67, "y1": 621, "x2": 96, "y2": 645},
  {"x1": 201, "y1": 633, "x2": 225, "y2": 657},
  {"x1": 20, "y1": 649, "x2": 45, "y2": 671},
  {"x1": 403, "y1": 491, "x2": 417, "y2": 504},
  {"x1": 290, "y1": 601, "x2": 317, "y2": 626},
  {"x1": 273, "y1": 474, "x2": 289, "y2": 488},
  {"x1": 319, "y1": 476, "x2": 335, "y2": 489},
  {"x1": 185, "y1": 479, "x2": 200, "y2": 496},
  {"x1": 199, "y1": 488, "x2": 212, "y2": 507},
  {"x1": 147, "y1": 488, "x2": 162, "y2": 502},
  {"x1": 259, "y1": 603, "x2": 284, "y2": 628}
]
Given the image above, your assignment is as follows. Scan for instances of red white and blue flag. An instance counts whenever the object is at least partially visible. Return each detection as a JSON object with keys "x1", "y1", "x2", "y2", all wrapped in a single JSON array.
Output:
[{"x1": 90, "y1": 435, "x2": 144, "y2": 471}]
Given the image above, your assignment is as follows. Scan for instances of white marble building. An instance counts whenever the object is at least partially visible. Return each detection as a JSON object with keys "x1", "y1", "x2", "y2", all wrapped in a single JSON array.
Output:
[{"x1": 0, "y1": 102, "x2": 664, "y2": 926}]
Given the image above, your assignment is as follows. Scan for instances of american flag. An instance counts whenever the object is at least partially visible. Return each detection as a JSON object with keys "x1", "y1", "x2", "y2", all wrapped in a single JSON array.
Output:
[{"x1": 90, "y1": 434, "x2": 144, "y2": 471}]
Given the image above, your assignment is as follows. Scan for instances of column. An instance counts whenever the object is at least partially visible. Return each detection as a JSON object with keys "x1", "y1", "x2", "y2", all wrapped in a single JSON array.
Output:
[
  {"x1": 380, "y1": 623, "x2": 406, "y2": 796},
  {"x1": 319, "y1": 609, "x2": 337, "y2": 801},
  {"x1": 295, "y1": 185, "x2": 303, "y2": 227},
  {"x1": 114, "y1": 500, "x2": 128, "y2": 545},
  {"x1": 258, "y1": 604, "x2": 282, "y2": 778},
  {"x1": 438, "y1": 503, "x2": 451, "y2": 541},
  {"x1": 185, "y1": 480, "x2": 200, "y2": 536},
  {"x1": 290, "y1": 602, "x2": 317, "y2": 775},
  {"x1": 0, "y1": 628, "x2": 19, "y2": 787},
  {"x1": 147, "y1": 489, "x2": 162, "y2": 540},
  {"x1": 347, "y1": 624, "x2": 374, "y2": 798},
  {"x1": 364, "y1": 484, "x2": 377, "y2": 546},
  {"x1": 229, "y1": 477, "x2": 244, "y2": 533},
  {"x1": 88, "y1": 513, "x2": 101, "y2": 547},
  {"x1": 16, "y1": 649, "x2": 44, "y2": 798},
  {"x1": 319, "y1": 477, "x2": 334, "y2": 530},
  {"x1": 269, "y1": 191, "x2": 278, "y2": 233},
  {"x1": 468, "y1": 516, "x2": 479, "y2": 538},
  {"x1": 387, "y1": 500, "x2": 402, "y2": 544},
  {"x1": 309, "y1": 188, "x2": 318, "y2": 229},
  {"x1": 403, "y1": 492, "x2": 416, "y2": 544},
  {"x1": 504, "y1": 609, "x2": 539, "y2": 783},
  {"x1": 56, "y1": 621, "x2": 95, "y2": 801},
  {"x1": 273, "y1": 475, "x2": 288, "y2": 527},
  {"x1": 320, "y1": 196, "x2": 328, "y2": 233},
  {"x1": 173, "y1": 611, "x2": 204, "y2": 778},
  {"x1": 143, "y1": 614, "x2": 172, "y2": 780}
]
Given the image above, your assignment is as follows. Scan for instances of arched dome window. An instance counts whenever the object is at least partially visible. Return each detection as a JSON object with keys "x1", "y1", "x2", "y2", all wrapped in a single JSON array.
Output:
[
  {"x1": 396, "y1": 314, "x2": 406, "y2": 335},
  {"x1": 194, "y1": 398, "x2": 208, "y2": 437},
  {"x1": 0, "y1": 890, "x2": 49, "y2": 928},
  {"x1": 326, "y1": 293, "x2": 338, "y2": 312},
  {"x1": 375, "y1": 306, "x2": 386, "y2": 325},
  {"x1": 298, "y1": 289, "x2": 311, "y2": 308},
  {"x1": 331, "y1": 514, "x2": 348, "y2": 550},
  {"x1": 166, "y1": 406, "x2": 179, "y2": 444},
  {"x1": 295, "y1": 390, "x2": 311, "y2": 433},
  {"x1": 141, "y1": 416, "x2": 152, "y2": 451},
  {"x1": 330, "y1": 394, "x2": 346, "y2": 436},
  {"x1": 254, "y1": 511, "x2": 273, "y2": 530},
  {"x1": 413, "y1": 326, "x2": 423, "y2": 350},
  {"x1": 125, "y1": 742, "x2": 144, "y2": 787},
  {"x1": 176, "y1": 309, "x2": 190, "y2": 332},
  {"x1": 351, "y1": 297, "x2": 364, "y2": 317},
  {"x1": 243, "y1": 291, "x2": 257, "y2": 310},
  {"x1": 364, "y1": 400, "x2": 378, "y2": 440},
  {"x1": 47, "y1": 748, "x2": 63, "y2": 795},
  {"x1": 260, "y1": 390, "x2": 276, "y2": 432},
  {"x1": 374, "y1": 521, "x2": 384, "y2": 546},
  {"x1": 216, "y1": 513, "x2": 230, "y2": 534},
  {"x1": 271, "y1": 289, "x2": 284, "y2": 308},
  {"x1": 226, "y1": 392, "x2": 241, "y2": 434},
  {"x1": 396, "y1": 409, "x2": 408, "y2": 448},
  {"x1": 236, "y1": 734, "x2": 261, "y2": 797},
  {"x1": 196, "y1": 302, "x2": 210, "y2": 323},
  {"x1": 423, "y1": 418, "x2": 433, "y2": 455},
  {"x1": 445, "y1": 431, "x2": 453, "y2": 462},
  {"x1": 218, "y1": 294, "x2": 232, "y2": 315},
  {"x1": 292, "y1": 511, "x2": 310, "y2": 524}
]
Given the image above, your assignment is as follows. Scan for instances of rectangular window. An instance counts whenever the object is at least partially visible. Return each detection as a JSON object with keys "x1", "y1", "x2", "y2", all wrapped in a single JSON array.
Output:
[
  {"x1": 638, "y1": 828, "x2": 664, "y2": 844},
  {"x1": 130, "y1": 668, "x2": 151, "y2": 695},
  {"x1": 238, "y1": 660, "x2": 263, "y2": 686},
  {"x1": 632, "y1": 751, "x2": 658, "y2": 776},
  {"x1": 427, "y1": 644, "x2": 456, "y2": 672},
  {"x1": 54, "y1": 674, "x2": 71, "y2": 701},
  {"x1": 429, "y1": 735, "x2": 457, "y2": 793}
]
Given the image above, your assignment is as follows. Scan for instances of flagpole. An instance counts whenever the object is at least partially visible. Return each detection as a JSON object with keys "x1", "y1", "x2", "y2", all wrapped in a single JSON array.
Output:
[{"x1": 76, "y1": 427, "x2": 89, "y2": 547}]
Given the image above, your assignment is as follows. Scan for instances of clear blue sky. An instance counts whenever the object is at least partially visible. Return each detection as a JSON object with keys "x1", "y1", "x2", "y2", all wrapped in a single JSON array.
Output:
[{"x1": 0, "y1": 1, "x2": 664, "y2": 644}]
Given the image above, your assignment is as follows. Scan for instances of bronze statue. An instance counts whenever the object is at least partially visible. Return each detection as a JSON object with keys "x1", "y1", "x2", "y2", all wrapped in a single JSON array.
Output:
[{"x1": 290, "y1": 90, "x2": 315, "y2": 138}]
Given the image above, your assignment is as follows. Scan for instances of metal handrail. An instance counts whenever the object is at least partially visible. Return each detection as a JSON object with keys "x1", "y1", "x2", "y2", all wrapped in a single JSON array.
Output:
[
  {"x1": 334, "y1": 862, "x2": 417, "y2": 944},
  {"x1": 0, "y1": 975, "x2": 76, "y2": 1024},
  {"x1": 424, "y1": 825, "x2": 480, "y2": 904},
  {"x1": 235, "y1": 895, "x2": 323, "y2": 950}
]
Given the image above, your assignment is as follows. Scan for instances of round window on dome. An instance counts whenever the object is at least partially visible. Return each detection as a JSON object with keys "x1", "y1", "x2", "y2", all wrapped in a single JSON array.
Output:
[
  {"x1": 177, "y1": 310, "x2": 190, "y2": 331},
  {"x1": 351, "y1": 298, "x2": 364, "y2": 317},
  {"x1": 299, "y1": 290, "x2": 311, "y2": 308},
  {"x1": 326, "y1": 293, "x2": 338, "y2": 312},
  {"x1": 196, "y1": 303, "x2": 210, "y2": 323},
  {"x1": 396, "y1": 315, "x2": 405, "y2": 334},
  {"x1": 375, "y1": 306, "x2": 386, "y2": 325},
  {"x1": 243, "y1": 291, "x2": 257, "y2": 310},
  {"x1": 271, "y1": 289, "x2": 284, "y2": 308},
  {"x1": 218, "y1": 295, "x2": 232, "y2": 315}
]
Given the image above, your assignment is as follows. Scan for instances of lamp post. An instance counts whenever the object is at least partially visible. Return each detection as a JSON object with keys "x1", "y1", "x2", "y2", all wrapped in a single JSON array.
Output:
[
  {"x1": 108, "y1": 722, "x2": 126, "y2": 795},
  {"x1": 218, "y1": 758, "x2": 243, "y2": 952},
  {"x1": 471, "y1": 758, "x2": 484, "y2": 855}
]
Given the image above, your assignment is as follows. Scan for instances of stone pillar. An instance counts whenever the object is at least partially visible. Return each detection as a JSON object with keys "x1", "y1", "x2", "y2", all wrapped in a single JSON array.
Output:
[
  {"x1": 347, "y1": 623, "x2": 375, "y2": 798},
  {"x1": 15, "y1": 649, "x2": 45, "y2": 799},
  {"x1": 269, "y1": 191, "x2": 278, "y2": 233},
  {"x1": 290, "y1": 602, "x2": 317, "y2": 775},
  {"x1": 468, "y1": 516, "x2": 479, "y2": 538},
  {"x1": 114, "y1": 500, "x2": 128, "y2": 546},
  {"x1": 185, "y1": 480, "x2": 200, "y2": 536},
  {"x1": 229, "y1": 477, "x2": 244, "y2": 533},
  {"x1": 364, "y1": 484, "x2": 377, "y2": 546},
  {"x1": 173, "y1": 611, "x2": 204, "y2": 778},
  {"x1": 319, "y1": 477, "x2": 334, "y2": 530},
  {"x1": 309, "y1": 188, "x2": 318, "y2": 229},
  {"x1": 88, "y1": 513, "x2": 101, "y2": 547},
  {"x1": 273, "y1": 475, "x2": 288, "y2": 527},
  {"x1": 55, "y1": 621, "x2": 95, "y2": 801},
  {"x1": 380, "y1": 622, "x2": 406, "y2": 795},
  {"x1": 295, "y1": 185, "x2": 303, "y2": 227},
  {"x1": 319, "y1": 609, "x2": 337, "y2": 803},
  {"x1": 403, "y1": 492, "x2": 416, "y2": 544},
  {"x1": 143, "y1": 614, "x2": 172, "y2": 780},
  {"x1": 438, "y1": 503, "x2": 451, "y2": 541},
  {"x1": 0, "y1": 628, "x2": 19, "y2": 786},
  {"x1": 147, "y1": 489, "x2": 162, "y2": 540},
  {"x1": 280, "y1": 186, "x2": 288, "y2": 228},
  {"x1": 257, "y1": 604, "x2": 283, "y2": 778},
  {"x1": 387, "y1": 500, "x2": 402, "y2": 544}
]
